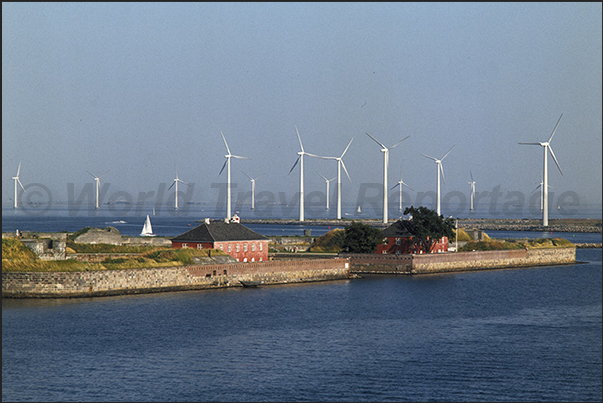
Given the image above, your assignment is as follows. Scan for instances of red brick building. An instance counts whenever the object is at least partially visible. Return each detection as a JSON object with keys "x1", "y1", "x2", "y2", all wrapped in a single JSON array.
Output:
[
  {"x1": 375, "y1": 220, "x2": 449, "y2": 255},
  {"x1": 171, "y1": 220, "x2": 269, "y2": 262}
]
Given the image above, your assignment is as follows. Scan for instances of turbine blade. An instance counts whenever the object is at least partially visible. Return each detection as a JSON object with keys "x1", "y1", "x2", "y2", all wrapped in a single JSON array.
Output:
[
  {"x1": 340, "y1": 138, "x2": 354, "y2": 158},
  {"x1": 168, "y1": 181, "x2": 176, "y2": 190},
  {"x1": 220, "y1": 131, "x2": 231, "y2": 154},
  {"x1": 365, "y1": 132, "x2": 386, "y2": 149},
  {"x1": 548, "y1": 146, "x2": 563, "y2": 176},
  {"x1": 288, "y1": 156, "x2": 300, "y2": 174},
  {"x1": 532, "y1": 184, "x2": 541, "y2": 193},
  {"x1": 439, "y1": 163, "x2": 446, "y2": 185},
  {"x1": 470, "y1": 171, "x2": 474, "y2": 181},
  {"x1": 86, "y1": 170, "x2": 97, "y2": 178},
  {"x1": 548, "y1": 113, "x2": 563, "y2": 143},
  {"x1": 16, "y1": 162, "x2": 21, "y2": 177},
  {"x1": 329, "y1": 177, "x2": 336, "y2": 182},
  {"x1": 317, "y1": 172, "x2": 328, "y2": 181},
  {"x1": 18, "y1": 178, "x2": 26, "y2": 192},
  {"x1": 243, "y1": 172, "x2": 253, "y2": 180},
  {"x1": 391, "y1": 183, "x2": 400, "y2": 190},
  {"x1": 518, "y1": 142, "x2": 541, "y2": 145},
  {"x1": 179, "y1": 180, "x2": 188, "y2": 185},
  {"x1": 295, "y1": 126, "x2": 304, "y2": 152},
  {"x1": 99, "y1": 170, "x2": 110, "y2": 179},
  {"x1": 402, "y1": 182, "x2": 414, "y2": 191},
  {"x1": 231, "y1": 155, "x2": 250, "y2": 159},
  {"x1": 341, "y1": 160, "x2": 351, "y2": 182},
  {"x1": 388, "y1": 135, "x2": 410, "y2": 150},
  {"x1": 441, "y1": 145, "x2": 455, "y2": 161},
  {"x1": 219, "y1": 159, "x2": 228, "y2": 176},
  {"x1": 421, "y1": 153, "x2": 437, "y2": 161}
]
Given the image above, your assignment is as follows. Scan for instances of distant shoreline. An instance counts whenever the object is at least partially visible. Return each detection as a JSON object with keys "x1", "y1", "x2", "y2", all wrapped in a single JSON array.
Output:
[{"x1": 238, "y1": 218, "x2": 602, "y2": 234}]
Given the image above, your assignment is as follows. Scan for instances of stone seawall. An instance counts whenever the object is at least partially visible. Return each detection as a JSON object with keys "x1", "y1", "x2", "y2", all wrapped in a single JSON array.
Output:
[
  {"x1": 343, "y1": 248, "x2": 576, "y2": 275},
  {"x1": 2, "y1": 258, "x2": 350, "y2": 298}
]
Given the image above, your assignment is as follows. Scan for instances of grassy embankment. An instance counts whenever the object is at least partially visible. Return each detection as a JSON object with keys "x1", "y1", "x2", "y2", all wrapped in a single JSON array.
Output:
[{"x1": 2, "y1": 230, "x2": 228, "y2": 273}]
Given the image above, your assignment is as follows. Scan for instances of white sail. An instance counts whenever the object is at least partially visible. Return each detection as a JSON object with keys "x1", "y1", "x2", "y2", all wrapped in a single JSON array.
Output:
[{"x1": 140, "y1": 215, "x2": 155, "y2": 236}]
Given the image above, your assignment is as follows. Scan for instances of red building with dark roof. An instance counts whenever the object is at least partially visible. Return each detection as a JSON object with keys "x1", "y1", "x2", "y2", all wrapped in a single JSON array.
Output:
[
  {"x1": 170, "y1": 220, "x2": 269, "y2": 262},
  {"x1": 375, "y1": 220, "x2": 448, "y2": 255}
]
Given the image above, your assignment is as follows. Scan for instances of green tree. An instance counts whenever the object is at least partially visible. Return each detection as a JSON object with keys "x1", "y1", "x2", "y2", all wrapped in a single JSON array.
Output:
[
  {"x1": 403, "y1": 206, "x2": 455, "y2": 253},
  {"x1": 342, "y1": 221, "x2": 383, "y2": 253}
]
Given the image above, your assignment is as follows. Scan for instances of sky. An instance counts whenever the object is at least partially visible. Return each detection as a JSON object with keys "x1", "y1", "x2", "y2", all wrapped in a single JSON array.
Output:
[{"x1": 3, "y1": 2, "x2": 602, "y2": 218}]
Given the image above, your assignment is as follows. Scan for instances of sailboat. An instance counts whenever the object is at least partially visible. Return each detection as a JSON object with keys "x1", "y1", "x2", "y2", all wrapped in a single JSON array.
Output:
[{"x1": 140, "y1": 215, "x2": 155, "y2": 237}]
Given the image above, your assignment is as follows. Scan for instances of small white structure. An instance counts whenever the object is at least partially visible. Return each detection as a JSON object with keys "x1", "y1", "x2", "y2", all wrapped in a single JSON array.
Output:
[{"x1": 140, "y1": 215, "x2": 155, "y2": 236}]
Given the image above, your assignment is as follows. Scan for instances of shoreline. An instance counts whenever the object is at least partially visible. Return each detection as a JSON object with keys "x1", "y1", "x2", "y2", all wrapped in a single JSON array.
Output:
[{"x1": 239, "y1": 218, "x2": 602, "y2": 233}]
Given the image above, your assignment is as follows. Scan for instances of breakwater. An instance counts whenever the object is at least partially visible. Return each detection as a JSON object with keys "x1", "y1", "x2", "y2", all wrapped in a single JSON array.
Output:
[
  {"x1": 342, "y1": 247, "x2": 576, "y2": 275},
  {"x1": 2, "y1": 258, "x2": 350, "y2": 298}
]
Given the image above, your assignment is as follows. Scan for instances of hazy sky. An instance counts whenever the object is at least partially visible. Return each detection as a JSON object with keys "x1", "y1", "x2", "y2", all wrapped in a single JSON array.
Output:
[{"x1": 3, "y1": 2, "x2": 602, "y2": 216}]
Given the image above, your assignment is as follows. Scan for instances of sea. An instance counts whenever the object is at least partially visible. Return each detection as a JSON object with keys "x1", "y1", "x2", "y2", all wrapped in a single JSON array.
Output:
[{"x1": 2, "y1": 205, "x2": 602, "y2": 402}]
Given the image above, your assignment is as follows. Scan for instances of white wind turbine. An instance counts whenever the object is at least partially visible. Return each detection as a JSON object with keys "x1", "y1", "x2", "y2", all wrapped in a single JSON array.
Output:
[
  {"x1": 288, "y1": 127, "x2": 322, "y2": 222},
  {"x1": 12, "y1": 162, "x2": 26, "y2": 209},
  {"x1": 421, "y1": 145, "x2": 455, "y2": 216},
  {"x1": 86, "y1": 170, "x2": 109, "y2": 209},
  {"x1": 468, "y1": 171, "x2": 476, "y2": 212},
  {"x1": 366, "y1": 132, "x2": 410, "y2": 224},
  {"x1": 316, "y1": 138, "x2": 354, "y2": 220},
  {"x1": 519, "y1": 114, "x2": 564, "y2": 227},
  {"x1": 219, "y1": 131, "x2": 249, "y2": 220},
  {"x1": 167, "y1": 168, "x2": 189, "y2": 210},
  {"x1": 533, "y1": 172, "x2": 553, "y2": 212},
  {"x1": 243, "y1": 172, "x2": 265, "y2": 210},
  {"x1": 391, "y1": 169, "x2": 414, "y2": 213},
  {"x1": 317, "y1": 172, "x2": 336, "y2": 211}
]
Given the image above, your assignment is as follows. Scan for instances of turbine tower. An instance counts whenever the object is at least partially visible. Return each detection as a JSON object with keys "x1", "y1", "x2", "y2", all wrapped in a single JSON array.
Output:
[
  {"x1": 421, "y1": 145, "x2": 455, "y2": 216},
  {"x1": 288, "y1": 127, "x2": 321, "y2": 222},
  {"x1": 219, "y1": 131, "x2": 249, "y2": 220},
  {"x1": 316, "y1": 138, "x2": 354, "y2": 219},
  {"x1": 519, "y1": 114, "x2": 564, "y2": 227},
  {"x1": 12, "y1": 162, "x2": 25, "y2": 209},
  {"x1": 317, "y1": 172, "x2": 336, "y2": 211},
  {"x1": 86, "y1": 170, "x2": 109, "y2": 209},
  {"x1": 468, "y1": 171, "x2": 476, "y2": 212},
  {"x1": 366, "y1": 132, "x2": 410, "y2": 224},
  {"x1": 167, "y1": 168, "x2": 189, "y2": 210},
  {"x1": 243, "y1": 172, "x2": 264, "y2": 210},
  {"x1": 391, "y1": 169, "x2": 414, "y2": 213},
  {"x1": 533, "y1": 171, "x2": 553, "y2": 212}
]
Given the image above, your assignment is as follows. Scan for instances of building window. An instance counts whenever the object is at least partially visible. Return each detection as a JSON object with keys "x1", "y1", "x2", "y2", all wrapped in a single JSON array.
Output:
[
  {"x1": 197, "y1": 244, "x2": 203, "y2": 249},
  {"x1": 382, "y1": 250, "x2": 388, "y2": 254},
  {"x1": 243, "y1": 243, "x2": 248, "y2": 252},
  {"x1": 236, "y1": 243, "x2": 240, "y2": 252},
  {"x1": 383, "y1": 237, "x2": 389, "y2": 244},
  {"x1": 396, "y1": 238, "x2": 401, "y2": 245},
  {"x1": 182, "y1": 243, "x2": 188, "y2": 248},
  {"x1": 228, "y1": 244, "x2": 231, "y2": 253},
  {"x1": 251, "y1": 243, "x2": 256, "y2": 251},
  {"x1": 219, "y1": 244, "x2": 224, "y2": 251},
  {"x1": 259, "y1": 242, "x2": 263, "y2": 251},
  {"x1": 223, "y1": 269, "x2": 227, "y2": 275}
]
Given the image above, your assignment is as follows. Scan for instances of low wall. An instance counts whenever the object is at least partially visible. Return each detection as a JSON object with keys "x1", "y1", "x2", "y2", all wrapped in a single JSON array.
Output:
[
  {"x1": 2, "y1": 258, "x2": 350, "y2": 298},
  {"x1": 343, "y1": 248, "x2": 576, "y2": 275}
]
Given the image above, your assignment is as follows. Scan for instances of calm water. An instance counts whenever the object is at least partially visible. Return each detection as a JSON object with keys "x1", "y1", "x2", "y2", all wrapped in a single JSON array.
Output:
[{"x1": 3, "y1": 249, "x2": 601, "y2": 402}]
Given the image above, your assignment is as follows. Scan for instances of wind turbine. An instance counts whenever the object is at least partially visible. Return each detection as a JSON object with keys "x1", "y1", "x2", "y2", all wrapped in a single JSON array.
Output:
[
  {"x1": 421, "y1": 145, "x2": 455, "y2": 216},
  {"x1": 243, "y1": 172, "x2": 264, "y2": 210},
  {"x1": 12, "y1": 162, "x2": 25, "y2": 209},
  {"x1": 366, "y1": 132, "x2": 410, "y2": 224},
  {"x1": 317, "y1": 172, "x2": 336, "y2": 211},
  {"x1": 468, "y1": 171, "x2": 476, "y2": 212},
  {"x1": 288, "y1": 127, "x2": 322, "y2": 222},
  {"x1": 316, "y1": 138, "x2": 354, "y2": 219},
  {"x1": 86, "y1": 170, "x2": 109, "y2": 209},
  {"x1": 219, "y1": 131, "x2": 249, "y2": 220},
  {"x1": 391, "y1": 169, "x2": 414, "y2": 213},
  {"x1": 167, "y1": 168, "x2": 189, "y2": 210},
  {"x1": 519, "y1": 114, "x2": 564, "y2": 226},
  {"x1": 533, "y1": 172, "x2": 553, "y2": 212}
]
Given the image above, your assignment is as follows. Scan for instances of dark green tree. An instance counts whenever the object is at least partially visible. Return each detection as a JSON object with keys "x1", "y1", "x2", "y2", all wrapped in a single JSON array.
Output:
[
  {"x1": 403, "y1": 206, "x2": 455, "y2": 253},
  {"x1": 342, "y1": 221, "x2": 383, "y2": 253}
]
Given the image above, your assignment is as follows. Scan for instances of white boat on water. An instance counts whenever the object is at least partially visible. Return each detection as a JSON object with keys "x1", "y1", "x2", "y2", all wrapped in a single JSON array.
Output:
[{"x1": 140, "y1": 215, "x2": 155, "y2": 236}]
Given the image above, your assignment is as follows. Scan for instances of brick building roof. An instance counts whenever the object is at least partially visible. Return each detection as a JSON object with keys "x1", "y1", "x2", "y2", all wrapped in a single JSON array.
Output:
[
  {"x1": 171, "y1": 221, "x2": 268, "y2": 243},
  {"x1": 381, "y1": 220, "x2": 414, "y2": 237}
]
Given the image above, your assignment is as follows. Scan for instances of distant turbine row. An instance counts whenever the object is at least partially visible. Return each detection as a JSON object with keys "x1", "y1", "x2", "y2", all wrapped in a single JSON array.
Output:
[{"x1": 10, "y1": 115, "x2": 565, "y2": 228}]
